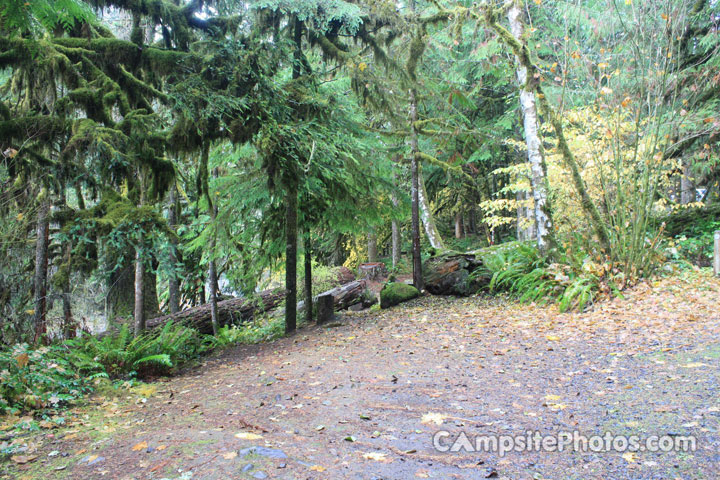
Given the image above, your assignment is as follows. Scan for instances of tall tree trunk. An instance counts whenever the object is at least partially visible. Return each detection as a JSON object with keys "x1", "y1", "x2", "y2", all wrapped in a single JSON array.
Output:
[
  {"x1": 134, "y1": 177, "x2": 146, "y2": 336},
  {"x1": 507, "y1": 3, "x2": 556, "y2": 255},
  {"x1": 206, "y1": 151, "x2": 219, "y2": 336},
  {"x1": 285, "y1": 185, "x2": 298, "y2": 333},
  {"x1": 367, "y1": 229, "x2": 378, "y2": 262},
  {"x1": 133, "y1": 247, "x2": 145, "y2": 336},
  {"x1": 167, "y1": 184, "x2": 180, "y2": 314},
  {"x1": 454, "y1": 212, "x2": 463, "y2": 239},
  {"x1": 33, "y1": 193, "x2": 50, "y2": 343},
  {"x1": 304, "y1": 232, "x2": 312, "y2": 325},
  {"x1": 680, "y1": 158, "x2": 694, "y2": 204},
  {"x1": 409, "y1": 88, "x2": 424, "y2": 291},
  {"x1": 391, "y1": 193, "x2": 401, "y2": 268},
  {"x1": 61, "y1": 243, "x2": 75, "y2": 339},
  {"x1": 516, "y1": 190, "x2": 535, "y2": 241},
  {"x1": 207, "y1": 258, "x2": 218, "y2": 335},
  {"x1": 484, "y1": 6, "x2": 609, "y2": 252},
  {"x1": 417, "y1": 171, "x2": 445, "y2": 249}
]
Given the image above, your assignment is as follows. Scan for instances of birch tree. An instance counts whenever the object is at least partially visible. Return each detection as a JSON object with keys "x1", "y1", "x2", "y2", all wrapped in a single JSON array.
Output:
[{"x1": 507, "y1": 1, "x2": 555, "y2": 254}]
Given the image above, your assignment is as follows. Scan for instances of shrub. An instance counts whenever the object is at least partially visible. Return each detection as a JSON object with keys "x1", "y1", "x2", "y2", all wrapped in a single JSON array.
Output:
[
  {"x1": 298, "y1": 262, "x2": 354, "y2": 298},
  {"x1": 69, "y1": 321, "x2": 206, "y2": 378},
  {"x1": 0, "y1": 343, "x2": 104, "y2": 414},
  {"x1": 478, "y1": 243, "x2": 600, "y2": 312}
]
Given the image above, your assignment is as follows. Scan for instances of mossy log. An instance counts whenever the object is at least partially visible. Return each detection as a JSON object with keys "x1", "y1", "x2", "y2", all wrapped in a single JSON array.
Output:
[
  {"x1": 146, "y1": 289, "x2": 286, "y2": 334},
  {"x1": 422, "y1": 251, "x2": 489, "y2": 296}
]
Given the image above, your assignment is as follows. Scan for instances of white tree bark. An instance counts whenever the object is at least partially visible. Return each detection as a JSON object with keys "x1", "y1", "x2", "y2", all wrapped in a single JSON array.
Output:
[
  {"x1": 508, "y1": 3, "x2": 553, "y2": 254},
  {"x1": 418, "y1": 170, "x2": 445, "y2": 250}
]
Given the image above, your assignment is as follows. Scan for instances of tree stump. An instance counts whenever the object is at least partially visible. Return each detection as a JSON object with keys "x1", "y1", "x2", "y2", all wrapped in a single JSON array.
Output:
[
  {"x1": 359, "y1": 262, "x2": 388, "y2": 281},
  {"x1": 317, "y1": 294, "x2": 335, "y2": 324}
]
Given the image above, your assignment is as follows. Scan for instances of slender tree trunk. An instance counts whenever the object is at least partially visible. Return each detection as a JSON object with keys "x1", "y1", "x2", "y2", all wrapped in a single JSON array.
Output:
[
  {"x1": 134, "y1": 178, "x2": 146, "y2": 337},
  {"x1": 208, "y1": 259, "x2": 218, "y2": 335},
  {"x1": 454, "y1": 212, "x2": 463, "y2": 239},
  {"x1": 61, "y1": 243, "x2": 75, "y2": 339},
  {"x1": 409, "y1": 88, "x2": 424, "y2": 291},
  {"x1": 680, "y1": 158, "x2": 694, "y2": 204},
  {"x1": 285, "y1": 185, "x2": 298, "y2": 333},
  {"x1": 33, "y1": 194, "x2": 50, "y2": 343},
  {"x1": 391, "y1": 193, "x2": 401, "y2": 268},
  {"x1": 484, "y1": 7, "x2": 610, "y2": 251},
  {"x1": 304, "y1": 232, "x2": 312, "y2": 325},
  {"x1": 417, "y1": 171, "x2": 445, "y2": 249},
  {"x1": 167, "y1": 185, "x2": 180, "y2": 314},
  {"x1": 133, "y1": 247, "x2": 145, "y2": 336},
  {"x1": 367, "y1": 229, "x2": 378, "y2": 262},
  {"x1": 507, "y1": 3, "x2": 555, "y2": 255},
  {"x1": 207, "y1": 159, "x2": 219, "y2": 336}
]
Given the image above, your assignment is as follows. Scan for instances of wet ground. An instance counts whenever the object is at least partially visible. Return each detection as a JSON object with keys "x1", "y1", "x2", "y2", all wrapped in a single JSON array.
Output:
[{"x1": 3, "y1": 270, "x2": 719, "y2": 479}]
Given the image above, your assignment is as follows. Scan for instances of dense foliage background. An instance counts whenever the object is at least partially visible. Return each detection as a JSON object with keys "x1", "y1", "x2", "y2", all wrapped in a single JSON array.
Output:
[{"x1": 1, "y1": 0, "x2": 719, "y2": 413}]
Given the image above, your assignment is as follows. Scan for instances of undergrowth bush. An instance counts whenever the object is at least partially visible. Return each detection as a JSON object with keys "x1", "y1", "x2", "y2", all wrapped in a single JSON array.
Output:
[
  {"x1": 69, "y1": 321, "x2": 207, "y2": 378},
  {"x1": 0, "y1": 343, "x2": 104, "y2": 414},
  {"x1": 475, "y1": 243, "x2": 602, "y2": 312},
  {"x1": 298, "y1": 261, "x2": 352, "y2": 298},
  {"x1": 0, "y1": 318, "x2": 280, "y2": 415}
]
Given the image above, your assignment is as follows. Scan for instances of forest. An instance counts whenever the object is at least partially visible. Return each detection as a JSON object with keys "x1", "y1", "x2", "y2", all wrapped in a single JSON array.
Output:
[{"x1": 1, "y1": 0, "x2": 719, "y2": 479}]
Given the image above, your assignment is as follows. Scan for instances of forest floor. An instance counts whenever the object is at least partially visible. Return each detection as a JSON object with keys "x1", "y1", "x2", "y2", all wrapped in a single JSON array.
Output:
[{"x1": 3, "y1": 269, "x2": 720, "y2": 480}]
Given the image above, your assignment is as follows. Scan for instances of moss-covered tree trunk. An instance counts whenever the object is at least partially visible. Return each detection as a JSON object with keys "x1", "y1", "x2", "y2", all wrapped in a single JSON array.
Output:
[
  {"x1": 167, "y1": 184, "x2": 180, "y2": 314},
  {"x1": 206, "y1": 148, "x2": 219, "y2": 336},
  {"x1": 391, "y1": 198, "x2": 401, "y2": 269},
  {"x1": 33, "y1": 193, "x2": 50, "y2": 343},
  {"x1": 133, "y1": 247, "x2": 145, "y2": 336},
  {"x1": 417, "y1": 168, "x2": 444, "y2": 249},
  {"x1": 409, "y1": 88, "x2": 424, "y2": 291}
]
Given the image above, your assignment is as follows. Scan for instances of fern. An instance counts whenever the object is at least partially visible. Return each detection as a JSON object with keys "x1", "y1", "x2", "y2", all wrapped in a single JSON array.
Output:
[{"x1": 133, "y1": 354, "x2": 172, "y2": 368}]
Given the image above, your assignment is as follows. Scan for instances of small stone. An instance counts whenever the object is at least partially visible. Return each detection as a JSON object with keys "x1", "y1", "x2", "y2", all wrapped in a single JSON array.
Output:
[
  {"x1": 242, "y1": 464, "x2": 254, "y2": 472},
  {"x1": 239, "y1": 446, "x2": 288, "y2": 459},
  {"x1": 251, "y1": 472, "x2": 268, "y2": 479}
]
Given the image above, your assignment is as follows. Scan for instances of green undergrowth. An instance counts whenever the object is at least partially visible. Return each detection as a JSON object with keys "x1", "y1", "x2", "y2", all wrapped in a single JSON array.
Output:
[
  {"x1": 474, "y1": 243, "x2": 603, "y2": 312},
  {"x1": 0, "y1": 316, "x2": 284, "y2": 416}
]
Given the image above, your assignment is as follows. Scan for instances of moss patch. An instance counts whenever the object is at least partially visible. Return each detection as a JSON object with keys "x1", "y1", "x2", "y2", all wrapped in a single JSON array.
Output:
[{"x1": 380, "y1": 282, "x2": 419, "y2": 309}]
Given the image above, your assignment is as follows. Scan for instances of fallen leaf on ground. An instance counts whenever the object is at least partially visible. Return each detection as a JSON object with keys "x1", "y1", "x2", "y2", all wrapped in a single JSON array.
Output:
[
  {"x1": 421, "y1": 412, "x2": 447, "y2": 425},
  {"x1": 11, "y1": 455, "x2": 37, "y2": 464},
  {"x1": 622, "y1": 452, "x2": 637, "y2": 463},
  {"x1": 131, "y1": 441, "x2": 148, "y2": 451},
  {"x1": 363, "y1": 452, "x2": 391, "y2": 462}
]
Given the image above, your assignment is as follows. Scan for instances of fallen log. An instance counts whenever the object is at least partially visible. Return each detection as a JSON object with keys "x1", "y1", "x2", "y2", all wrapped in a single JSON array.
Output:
[
  {"x1": 297, "y1": 280, "x2": 367, "y2": 315},
  {"x1": 146, "y1": 289, "x2": 286, "y2": 334},
  {"x1": 423, "y1": 251, "x2": 489, "y2": 296}
]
